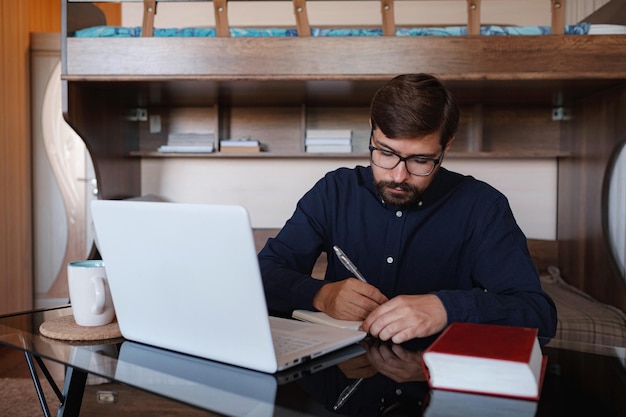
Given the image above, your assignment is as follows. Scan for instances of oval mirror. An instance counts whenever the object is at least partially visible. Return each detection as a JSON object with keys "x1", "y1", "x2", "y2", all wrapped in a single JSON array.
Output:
[{"x1": 602, "y1": 138, "x2": 626, "y2": 283}]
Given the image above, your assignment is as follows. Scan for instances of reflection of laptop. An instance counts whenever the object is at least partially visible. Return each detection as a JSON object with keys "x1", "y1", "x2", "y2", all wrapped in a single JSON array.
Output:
[
  {"x1": 91, "y1": 200, "x2": 366, "y2": 373},
  {"x1": 115, "y1": 341, "x2": 365, "y2": 417},
  {"x1": 116, "y1": 341, "x2": 277, "y2": 417}
]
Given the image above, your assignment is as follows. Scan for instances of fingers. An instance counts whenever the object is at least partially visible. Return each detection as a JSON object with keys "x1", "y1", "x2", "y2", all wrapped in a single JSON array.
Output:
[
  {"x1": 360, "y1": 299, "x2": 403, "y2": 340},
  {"x1": 313, "y1": 279, "x2": 388, "y2": 320},
  {"x1": 358, "y1": 281, "x2": 389, "y2": 305},
  {"x1": 344, "y1": 281, "x2": 389, "y2": 320},
  {"x1": 366, "y1": 313, "x2": 417, "y2": 344},
  {"x1": 361, "y1": 295, "x2": 448, "y2": 343}
]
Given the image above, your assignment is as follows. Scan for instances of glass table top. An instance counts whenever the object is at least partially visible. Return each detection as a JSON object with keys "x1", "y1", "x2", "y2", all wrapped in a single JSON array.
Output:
[{"x1": 1, "y1": 306, "x2": 625, "y2": 417}]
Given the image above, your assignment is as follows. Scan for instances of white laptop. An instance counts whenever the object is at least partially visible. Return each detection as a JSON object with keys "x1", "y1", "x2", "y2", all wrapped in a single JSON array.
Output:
[{"x1": 90, "y1": 200, "x2": 366, "y2": 373}]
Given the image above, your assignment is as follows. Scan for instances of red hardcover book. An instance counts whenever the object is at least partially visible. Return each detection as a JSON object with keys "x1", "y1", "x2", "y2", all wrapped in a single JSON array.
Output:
[{"x1": 422, "y1": 322, "x2": 547, "y2": 400}]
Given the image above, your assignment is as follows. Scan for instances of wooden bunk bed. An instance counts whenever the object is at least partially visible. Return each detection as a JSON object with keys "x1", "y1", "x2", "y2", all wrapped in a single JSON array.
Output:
[{"x1": 61, "y1": 0, "x2": 626, "y2": 345}]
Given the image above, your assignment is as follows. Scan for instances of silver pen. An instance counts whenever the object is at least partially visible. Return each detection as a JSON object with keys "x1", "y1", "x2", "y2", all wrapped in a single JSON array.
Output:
[
  {"x1": 333, "y1": 245, "x2": 368, "y2": 283},
  {"x1": 333, "y1": 377, "x2": 364, "y2": 410}
]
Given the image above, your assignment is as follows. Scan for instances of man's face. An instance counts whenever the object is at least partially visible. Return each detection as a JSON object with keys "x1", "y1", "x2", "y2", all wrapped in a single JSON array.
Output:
[{"x1": 370, "y1": 128, "x2": 453, "y2": 209}]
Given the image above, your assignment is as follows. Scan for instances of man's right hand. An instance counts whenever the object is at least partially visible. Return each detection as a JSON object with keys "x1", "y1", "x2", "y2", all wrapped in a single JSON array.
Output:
[{"x1": 312, "y1": 278, "x2": 388, "y2": 321}]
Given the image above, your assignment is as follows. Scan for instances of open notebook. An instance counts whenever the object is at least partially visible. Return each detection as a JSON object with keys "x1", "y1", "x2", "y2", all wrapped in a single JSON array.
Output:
[{"x1": 90, "y1": 200, "x2": 366, "y2": 373}]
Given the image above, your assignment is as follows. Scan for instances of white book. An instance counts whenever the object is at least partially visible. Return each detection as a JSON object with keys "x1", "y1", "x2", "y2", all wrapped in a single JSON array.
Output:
[
  {"x1": 305, "y1": 137, "x2": 352, "y2": 146},
  {"x1": 305, "y1": 129, "x2": 352, "y2": 139},
  {"x1": 166, "y1": 134, "x2": 215, "y2": 151},
  {"x1": 306, "y1": 144, "x2": 352, "y2": 153},
  {"x1": 220, "y1": 139, "x2": 261, "y2": 147},
  {"x1": 158, "y1": 145, "x2": 214, "y2": 153},
  {"x1": 168, "y1": 132, "x2": 215, "y2": 143},
  {"x1": 168, "y1": 132, "x2": 215, "y2": 138},
  {"x1": 292, "y1": 310, "x2": 362, "y2": 330}
]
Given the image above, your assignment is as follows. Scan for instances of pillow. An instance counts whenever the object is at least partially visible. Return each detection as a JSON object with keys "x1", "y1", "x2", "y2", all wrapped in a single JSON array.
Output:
[{"x1": 541, "y1": 266, "x2": 626, "y2": 346}]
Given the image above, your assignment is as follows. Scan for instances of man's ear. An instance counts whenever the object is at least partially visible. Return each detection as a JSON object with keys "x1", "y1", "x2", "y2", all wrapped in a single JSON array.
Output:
[{"x1": 444, "y1": 136, "x2": 456, "y2": 156}]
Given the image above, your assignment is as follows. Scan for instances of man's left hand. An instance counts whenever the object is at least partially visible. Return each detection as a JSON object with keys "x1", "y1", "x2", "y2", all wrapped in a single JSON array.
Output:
[{"x1": 360, "y1": 294, "x2": 447, "y2": 344}]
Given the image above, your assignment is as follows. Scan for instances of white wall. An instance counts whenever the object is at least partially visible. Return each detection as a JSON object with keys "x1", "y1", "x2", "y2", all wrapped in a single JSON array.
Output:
[
  {"x1": 123, "y1": 0, "x2": 552, "y2": 27},
  {"x1": 129, "y1": 1, "x2": 558, "y2": 239},
  {"x1": 142, "y1": 157, "x2": 557, "y2": 239}
]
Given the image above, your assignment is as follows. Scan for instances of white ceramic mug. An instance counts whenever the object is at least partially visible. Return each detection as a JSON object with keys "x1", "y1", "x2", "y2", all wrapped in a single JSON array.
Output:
[{"x1": 67, "y1": 260, "x2": 115, "y2": 326}]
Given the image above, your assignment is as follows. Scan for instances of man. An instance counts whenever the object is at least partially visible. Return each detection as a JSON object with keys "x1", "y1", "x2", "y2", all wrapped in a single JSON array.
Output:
[{"x1": 258, "y1": 73, "x2": 557, "y2": 344}]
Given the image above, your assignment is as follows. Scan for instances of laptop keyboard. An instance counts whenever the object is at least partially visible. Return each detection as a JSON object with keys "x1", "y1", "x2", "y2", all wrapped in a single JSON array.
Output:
[{"x1": 272, "y1": 332, "x2": 320, "y2": 356}]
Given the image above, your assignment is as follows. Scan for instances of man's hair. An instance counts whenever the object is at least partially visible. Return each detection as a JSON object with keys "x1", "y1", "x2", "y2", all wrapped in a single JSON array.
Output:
[{"x1": 370, "y1": 73, "x2": 460, "y2": 147}]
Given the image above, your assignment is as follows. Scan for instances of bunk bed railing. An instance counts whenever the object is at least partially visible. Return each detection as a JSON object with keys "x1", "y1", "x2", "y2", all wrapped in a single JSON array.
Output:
[{"x1": 135, "y1": 0, "x2": 568, "y2": 37}]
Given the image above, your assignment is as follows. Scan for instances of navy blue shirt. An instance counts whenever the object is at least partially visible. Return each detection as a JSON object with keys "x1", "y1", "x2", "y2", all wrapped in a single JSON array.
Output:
[{"x1": 258, "y1": 165, "x2": 557, "y2": 338}]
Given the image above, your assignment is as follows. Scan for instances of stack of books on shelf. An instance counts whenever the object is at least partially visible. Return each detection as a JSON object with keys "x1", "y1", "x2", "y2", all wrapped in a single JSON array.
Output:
[
  {"x1": 219, "y1": 138, "x2": 262, "y2": 153},
  {"x1": 158, "y1": 132, "x2": 215, "y2": 153},
  {"x1": 305, "y1": 129, "x2": 352, "y2": 153}
]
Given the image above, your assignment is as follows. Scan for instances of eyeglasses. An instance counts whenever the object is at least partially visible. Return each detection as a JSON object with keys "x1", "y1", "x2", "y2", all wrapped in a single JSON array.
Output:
[
  {"x1": 369, "y1": 142, "x2": 444, "y2": 177},
  {"x1": 369, "y1": 145, "x2": 443, "y2": 176}
]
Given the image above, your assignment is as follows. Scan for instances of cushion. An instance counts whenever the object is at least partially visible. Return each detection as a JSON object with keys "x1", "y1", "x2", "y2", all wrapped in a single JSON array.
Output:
[{"x1": 541, "y1": 266, "x2": 626, "y2": 346}]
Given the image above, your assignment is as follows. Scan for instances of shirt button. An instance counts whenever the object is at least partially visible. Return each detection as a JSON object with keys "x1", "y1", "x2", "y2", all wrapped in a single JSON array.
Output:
[
  {"x1": 386, "y1": 257, "x2": 394, "y2": 264},
  {"x1": 395, "y1": 210, "x2": 403, "y2": 218},
  {"x1": 418, "y1": 201, "x2": 423, "y2": 207}
]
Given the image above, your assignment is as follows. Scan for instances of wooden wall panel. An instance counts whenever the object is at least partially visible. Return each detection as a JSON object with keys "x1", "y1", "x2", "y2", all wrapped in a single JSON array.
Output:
[
  {"x1": 0, "y1": 0, "x2": 32, "y2": 314},
  {"x1": 0, "y1": 0, "x2": 120, "y2": 314},
  {"x1": 28, "y1": 0, "x2": 61, "y2": 32},
  {"x1": 95, "y1": 2, "x2": 122, "y2": 25},
  {"x1": 558, "y1": 85, "x2": 626, "y2": 311},
  {"x1": 27, "y1": 1, "x2": 120, "y2": 32}
]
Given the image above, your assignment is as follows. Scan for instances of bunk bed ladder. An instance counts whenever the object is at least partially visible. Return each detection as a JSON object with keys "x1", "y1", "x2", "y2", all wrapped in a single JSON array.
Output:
[
  {"x1": 142, "y1": 0, "x2": 156, "y2": 36},
  {"x1": 213, "y1": 0, "x2": 229, "y2": 36}
]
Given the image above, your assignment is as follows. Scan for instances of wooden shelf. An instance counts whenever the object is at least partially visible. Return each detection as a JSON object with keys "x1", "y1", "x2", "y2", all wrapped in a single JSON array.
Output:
[
  {"x1": 131, "y1": 150, "x2": 571, "y2": 159},
  {"x1": 448, "y1": 151, "x2": 572, "y2": 159},
  {"x1": 132, "y1": 151, "x2": 368, "y2": 158},
  {"x1": 64, "y1": 36, "x2": 626, "y2": 82}
]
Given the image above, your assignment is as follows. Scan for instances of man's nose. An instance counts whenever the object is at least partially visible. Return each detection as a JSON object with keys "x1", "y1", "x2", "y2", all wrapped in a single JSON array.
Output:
[{"x1": 389, "y1": 160, "x2": 411, "y2": 183}]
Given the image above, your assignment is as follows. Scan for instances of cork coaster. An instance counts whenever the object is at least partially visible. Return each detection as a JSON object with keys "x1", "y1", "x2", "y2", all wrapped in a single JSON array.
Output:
[{"x1": 39, "y1": 315, "x2": 122, "y2": 341}]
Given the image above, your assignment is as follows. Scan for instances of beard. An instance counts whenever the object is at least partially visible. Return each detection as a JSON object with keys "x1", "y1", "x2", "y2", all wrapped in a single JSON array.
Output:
[{"x1": 374, "y1": 180, "x2": 422, "y2": 209}]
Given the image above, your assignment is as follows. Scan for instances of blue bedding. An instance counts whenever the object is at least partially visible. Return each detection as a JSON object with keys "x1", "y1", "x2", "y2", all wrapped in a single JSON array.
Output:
[{"x1": 74, "y1": 23, "x2": 590, "y2": 37}]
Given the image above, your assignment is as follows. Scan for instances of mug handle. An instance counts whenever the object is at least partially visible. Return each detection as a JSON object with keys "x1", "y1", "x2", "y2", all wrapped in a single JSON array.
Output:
[{"x1": 91, "y1": 276, "x2": 107, "y2": 315}]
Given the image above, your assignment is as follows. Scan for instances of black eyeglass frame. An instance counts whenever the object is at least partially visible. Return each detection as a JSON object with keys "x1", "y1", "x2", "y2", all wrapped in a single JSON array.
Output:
[{"x1": 368, "y1": 130, "x2": 445, "y2": 177}]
